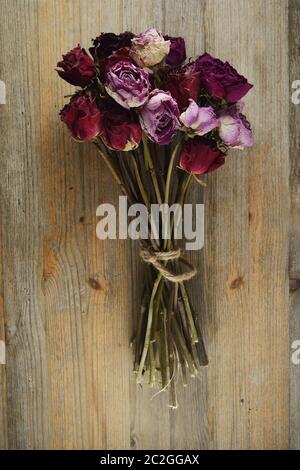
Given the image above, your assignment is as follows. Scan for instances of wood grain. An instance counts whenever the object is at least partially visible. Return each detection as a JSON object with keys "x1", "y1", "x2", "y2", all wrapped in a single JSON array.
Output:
[
  {"x1": 0, "y1": 0, "x2": 293, "y2": 449},
  {"x1": 289, "y1": 0, "x2": 300, "y2": 451}
]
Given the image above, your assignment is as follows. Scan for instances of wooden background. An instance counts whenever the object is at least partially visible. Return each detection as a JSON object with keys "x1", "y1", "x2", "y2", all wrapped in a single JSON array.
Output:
[{"x1": 0, "y1": 0, "x2": 298, "y2": 450}]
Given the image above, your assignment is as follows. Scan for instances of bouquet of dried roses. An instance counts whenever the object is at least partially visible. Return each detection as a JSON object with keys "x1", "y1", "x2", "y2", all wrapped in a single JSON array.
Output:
[{"x1": 57, "y1": 28, "x2": 253, "y2": 407}]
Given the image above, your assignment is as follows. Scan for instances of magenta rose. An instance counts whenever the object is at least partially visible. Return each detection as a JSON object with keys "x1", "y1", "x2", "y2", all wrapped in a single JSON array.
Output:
[
  {"x1": 60, "y1": 94, "x2": 102, "y2": 141},
  {"x1": 89, "y1": 31, "x2": 134, "y2": 61},
  {"x1": 179, "y1": 138, "x2": 226, "y2": 175},
  {"x1": 195, "y1": 53, "x2": 253, "y2": 102},
  {"x1": 105, "y1": 61, "x2": 150, "y2": 109},
  {"x1": 219, "y1": 103, "x2": 253, "y2": 148},
  {"x1": 164, "y1": 35, "x2": 186, "y2": 67},
  {"x1": 139, "y1": 90, "x2": 180, "y2": 145},
  {"x1": 56, "y1": 45, "x2": 95, "y2": 87},
  {"x1": 180, "y1": 99, "x2": 219, "y2": 136},
  {"x1": 100, "y1": 104, "x2": 142, "y2": 151},
  {"x1": 163, "y1": 63, "x2": 201, "y2": 111}
]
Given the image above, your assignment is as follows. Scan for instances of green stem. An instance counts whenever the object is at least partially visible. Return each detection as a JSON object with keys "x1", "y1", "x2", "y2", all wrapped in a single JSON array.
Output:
[
  {"x1": 179, "y1": 283, "x2": 199, "y2": 344},
  {"x1": 130, "y1": 152, "x2": 150, "y2": 209},
  {"x1": 137, "y1": 273, "x2": 162, "y2": 383},
  {"x1": 142, "y1": 135, "x2": 162, "y2": 204},
  {"x1": 172, "y1": 316, "x2": 197, "y2": 376}
]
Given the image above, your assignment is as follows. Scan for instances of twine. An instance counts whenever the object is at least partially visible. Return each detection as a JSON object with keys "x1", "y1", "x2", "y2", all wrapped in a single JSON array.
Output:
[{"x1": 140, "y1": 247, "x2": 197, "y2": 283}]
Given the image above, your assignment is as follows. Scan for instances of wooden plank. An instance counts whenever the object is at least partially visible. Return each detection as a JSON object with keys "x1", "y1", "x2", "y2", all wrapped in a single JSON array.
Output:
[
  {"x1": 36, "y1": 0, "x2": 131, "y2": 450},
  {"x1": 289, "y1": 0, "x2": 300, "y2": 451},
  {"x1": 203, "y1": 0, "x2": 290, "y2": 449},
  {"x1": 0, "y1": 182, "x2": 8, "y2": 449},
  {"x1": 0, "y1": 0, "x2": 48, "y2": 449}
]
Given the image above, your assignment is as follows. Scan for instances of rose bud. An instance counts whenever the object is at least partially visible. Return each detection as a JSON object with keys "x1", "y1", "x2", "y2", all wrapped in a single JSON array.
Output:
[
  {"x1": 219, "y1": 103, "x2": 253, "y2": 148},
  {"x1": 100, "y1": 104, "x2": 142, "y2": 151},
  {"x1": 164, "y1": 35, "x2": 186, "y2": 67},
  {"x1": 56, "y1": 45, "x2": 95, "y2": 87},
  {"x1": 163, "y1": 63, "x2": 201, "y2": 111},
  {"x1": 139, "y1": 89, "x2": 180, "y2": 145},
  {"x1": 130, "y1": 28, "x2": 170, "y2": 67},
  {"x1": 105, "y1": 61, "x2": 150, "y2": 109},
  {"x1": 195, "y1": 53, "x2": 253, "y2": 102},
  {"x1": 60, "y1": 94, "x2": 102, "y2": 141},
  {"x1": 179, "y1": 138, "x2": 226, "y2": 175},
  {"x1": 89, "y1": 31, "x2": 134, "y2": 61},
  {"x1": 180, "y1": 99, "x2": 219, "y2": 136}
]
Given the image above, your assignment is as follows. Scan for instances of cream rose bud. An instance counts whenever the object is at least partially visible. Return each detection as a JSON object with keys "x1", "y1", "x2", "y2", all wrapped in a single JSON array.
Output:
[{"x1": 130, "y1": 28, "x2": 170, "y2": 67}]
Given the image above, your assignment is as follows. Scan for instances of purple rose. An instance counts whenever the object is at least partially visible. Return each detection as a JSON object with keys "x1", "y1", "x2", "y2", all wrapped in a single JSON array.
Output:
[
  {"x1": 139, "y1": 89, "x2": 180, "y2": 145},
  {"x1": 89, "y1": 31, "x2": 134, "y2": 61},
  {"x1": 56, "y1": 45, "x2": 95, "y2": 87},
  {"x1": 219, "y1": 103, "x2": 253, "y2": 148},
  {"x1": 105, "y1": 61, "x2": 150, "y2": 109},
  {"x1": 130, "y1": 28, "x2": 170, "y2": 67},
  {"x1": 195, "y1": 53, "x2": 253, "y2": 102},
  {"x1": 164, "y1": 35, "x2": 186, "y2": 67},
  {"x1": 180, "y1": 99, "x2": 219, "y2": 136}
]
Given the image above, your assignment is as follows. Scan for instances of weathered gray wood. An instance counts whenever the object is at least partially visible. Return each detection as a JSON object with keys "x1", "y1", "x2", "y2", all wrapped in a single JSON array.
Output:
[
  {"x1": 289, "y1": 0, "x2": 300, "y2": 451},
  {"x1": 0, "y1": 0, "x2": 292, "y2": 450}
]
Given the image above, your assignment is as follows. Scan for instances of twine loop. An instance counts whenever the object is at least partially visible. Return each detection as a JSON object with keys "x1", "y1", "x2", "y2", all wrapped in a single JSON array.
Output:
[{"x1": 140, "y1": 247, "x2": 197, "y2": 283}]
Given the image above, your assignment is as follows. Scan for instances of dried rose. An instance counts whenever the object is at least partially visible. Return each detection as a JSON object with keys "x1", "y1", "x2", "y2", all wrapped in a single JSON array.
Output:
[
  {"x1": 179, "y1": 138, "x2": 226, "y2": 174},
  {"x1": 60, "y1": 94, "x2": 101, "y2": 141},
  {"x1": 56, "y1": 45, "x2": 95, "y2": 87},
  {"x1": 105, "y1": 61, "x2": 150, "y2": 109},
  {"x1": 130, "y1": 28, "x2": 170, "y2": 67}
]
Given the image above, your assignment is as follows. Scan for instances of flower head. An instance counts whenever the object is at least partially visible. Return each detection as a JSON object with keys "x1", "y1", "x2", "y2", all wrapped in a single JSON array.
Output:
[
  {"x1": 100, "y1": 103, "x2": 142, "y2": 151},
  {"x1": 130, "y1": 28, "x2": 170, "y2": 67},
  {"x1": 56, "y1": 45, "x2": 95, "y2": 87},
  {"x1": 195, "y1": 53, "x2": 253, "y2": 102},
  {"x1": 105, "y1": 61, "x2": 151, "y2": 109},
  {"x1": 89, "y1": 31, "x2": 134, "y2": 61},
  {"x1": 139, "y1": 89, "x2": 180, "y2": 145},
  {"x1": 164, "y1": 35, "x2": 186, "y2": 67},
  {"x1": 179, "y1": 138, "x2": 226, "y2": 175},
  {"x1": 180, "y1": 99, "x2": 219, "y2": 136},
  {"x1": 163, "y1": 63, "x2": 201, "y2": 111},
  {"x1": 219, "y1": 102, "x2": 253, "y2": 148},
  {"x1": 60, "y1": 93, "x2": 101, "y2": 141}
]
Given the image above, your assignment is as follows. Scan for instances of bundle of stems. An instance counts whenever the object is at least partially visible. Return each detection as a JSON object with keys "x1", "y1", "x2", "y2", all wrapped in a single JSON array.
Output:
[{"x1": 94, "y1": 133, "x2": 208, "y2": 408}]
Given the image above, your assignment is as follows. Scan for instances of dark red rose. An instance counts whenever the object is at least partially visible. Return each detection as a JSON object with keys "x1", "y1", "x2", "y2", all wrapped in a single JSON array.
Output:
[
  {"x1": 100, "y1": 103, "x2": 142, "y2": 151},
  {"x1": 99, "y1": 47, "x2": 133, "y2": 77},
  {"x1": 179, "y1": 138, "x2": 226, "y2": 175},
  {"x1": 164, "y1": 35, "x2": 186, "y2": 67},
  {"x1": 56, "y1": 45, "x2": 95, "y2": 87},
  {"x1": 89, "y1": 31, "x2": 135, "y2": 61},
  {"x1": 60, "y1": 94, "x2": 102, "y2": 141},
  {"x1": 195, "y1": 53, "x2": 253, "y2": 102},
  {"x1": 163, "y1": 63, "x2": 200, "y2": 111}
]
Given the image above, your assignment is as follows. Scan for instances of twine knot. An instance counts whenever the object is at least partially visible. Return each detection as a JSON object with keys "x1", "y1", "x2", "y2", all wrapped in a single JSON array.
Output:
[{"x1": 140, "y1": 247, "x2": 197, "y2": 283}]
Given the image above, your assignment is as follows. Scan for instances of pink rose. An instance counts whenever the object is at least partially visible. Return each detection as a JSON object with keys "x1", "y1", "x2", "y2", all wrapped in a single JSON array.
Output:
[
  {"x1": 219, "y1": 103, "x2": 253, "y2": 148},
  {"x1": 180, "y1": 99, "x2": 219, "y2": 136}
]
